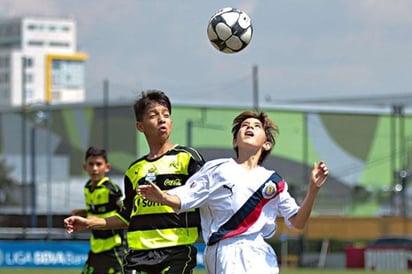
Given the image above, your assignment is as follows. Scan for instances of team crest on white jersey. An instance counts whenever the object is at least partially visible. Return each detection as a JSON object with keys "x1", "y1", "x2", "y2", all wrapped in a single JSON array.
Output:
[{"x1": 262, "y1": 181, "x2": 277, "y2": 199}]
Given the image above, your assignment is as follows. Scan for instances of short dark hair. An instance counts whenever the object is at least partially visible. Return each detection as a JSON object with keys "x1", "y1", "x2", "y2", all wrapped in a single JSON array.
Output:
[
  {"x1": 231, "y1": 111, "x2": 279, "y2": 165},
  {"x1": 133, "y1": 90, "x2": 172, "y2": 122},
  {"x1": 85, "y1": 146, "x2": 108, "y2": 162}
]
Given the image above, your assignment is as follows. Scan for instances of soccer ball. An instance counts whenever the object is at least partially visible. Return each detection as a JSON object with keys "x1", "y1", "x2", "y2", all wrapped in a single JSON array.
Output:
[{"x1": 207, "y1": 7, "x2": 253, "y2": 54}]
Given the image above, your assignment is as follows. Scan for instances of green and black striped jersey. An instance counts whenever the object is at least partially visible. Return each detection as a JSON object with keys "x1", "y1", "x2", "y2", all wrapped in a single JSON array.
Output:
[
  {"x1": 116, "y1": 145, "x2": 205, "y2": 250},
  {"x1": 84, "y1": 177, "x2": 124, "y2": 253}
]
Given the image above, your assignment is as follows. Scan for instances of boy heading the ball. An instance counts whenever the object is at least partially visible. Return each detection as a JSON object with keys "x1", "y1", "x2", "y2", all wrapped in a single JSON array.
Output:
[{"x1": 138, "y1": 110, "x2": 329, "y2": 274}]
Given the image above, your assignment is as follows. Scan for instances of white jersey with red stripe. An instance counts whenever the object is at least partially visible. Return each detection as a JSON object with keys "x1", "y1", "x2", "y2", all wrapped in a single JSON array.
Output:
[{"x1": 168, "y1": 158, "x2": 300, "y2": 246}]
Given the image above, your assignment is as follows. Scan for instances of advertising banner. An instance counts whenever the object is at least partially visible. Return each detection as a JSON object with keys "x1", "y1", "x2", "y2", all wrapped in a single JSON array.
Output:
[
  {"x1": 0, "y1": 241, "x2": 88, "y2": 268},
  {"x1": 0, "y1": 241, "x2": 205, "y2": 269}
]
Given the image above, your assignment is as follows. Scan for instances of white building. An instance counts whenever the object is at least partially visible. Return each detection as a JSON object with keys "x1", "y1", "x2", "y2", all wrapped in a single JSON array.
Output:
[{"x1": 0, "y1": 16, "x2": 87, "y2": 107}]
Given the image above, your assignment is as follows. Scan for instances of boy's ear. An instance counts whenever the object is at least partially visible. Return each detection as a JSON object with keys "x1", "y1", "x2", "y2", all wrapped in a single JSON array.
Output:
[
  {"x1": 263, "y1": 141, "x2": 272, "y2": 151},
  {"x1": 105, "y1": 163, "x2": 111, "y2": 172},
  {"x1": 82, "y1": 163, "x2": 87, "y2": 171},
  {"x1": 136, "y1": 121, "x2": 144, "y2": 132}
]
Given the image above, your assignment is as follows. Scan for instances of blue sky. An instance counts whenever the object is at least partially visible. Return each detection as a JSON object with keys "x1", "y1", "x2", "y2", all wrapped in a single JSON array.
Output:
[{"x1": 2, "y1": 0, "x2": 412, "y2": 108}]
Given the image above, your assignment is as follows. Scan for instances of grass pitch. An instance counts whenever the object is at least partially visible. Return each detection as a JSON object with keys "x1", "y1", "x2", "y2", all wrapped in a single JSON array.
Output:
[{"x1": 0, "y1": 268, "x2": 410, "y2": 274}]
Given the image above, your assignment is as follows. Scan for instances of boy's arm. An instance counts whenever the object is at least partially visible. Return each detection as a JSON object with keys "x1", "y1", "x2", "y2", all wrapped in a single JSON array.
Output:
[
  {"x1": 64, "y1": 215, "x2": 128, "y2": 234},
  {"x1": 71, "y1": 209, "x2": 87, "y2": 217},
  {"x1": 94, "y1": 215, "x2": 128, "y2": 229},
  {"x1": 289, "y1": 161, "x2": 328, "y2": 229}
]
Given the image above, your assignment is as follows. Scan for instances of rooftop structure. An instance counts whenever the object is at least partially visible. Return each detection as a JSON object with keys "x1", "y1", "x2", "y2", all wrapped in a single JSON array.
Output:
[{"x1": 0, "y1": 16, "x2": 87, "y2": 106}]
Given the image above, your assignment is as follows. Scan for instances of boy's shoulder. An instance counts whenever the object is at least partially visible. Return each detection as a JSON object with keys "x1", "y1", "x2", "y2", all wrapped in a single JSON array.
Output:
[
  {"x1": 202, "y1": 158, "x2": 232, "y2": 170},
  {"x1": 173, "y1": 145, "x2": 204, "y2": 162},
  {"x1": 126, "y1": 144, "x2": 204, "y2": 170}
]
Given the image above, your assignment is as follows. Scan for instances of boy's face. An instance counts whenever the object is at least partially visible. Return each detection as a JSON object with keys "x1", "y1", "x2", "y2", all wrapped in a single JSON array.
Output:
[
  {"x1": 233, "y1": 117, "x2": 271, "y2": 152},
  {"x1": 136, "y1": 102, "x2": 172, "y2": 141},
  {"x1": 83, "y1": 156, "x2": 110, "y2": 183}
]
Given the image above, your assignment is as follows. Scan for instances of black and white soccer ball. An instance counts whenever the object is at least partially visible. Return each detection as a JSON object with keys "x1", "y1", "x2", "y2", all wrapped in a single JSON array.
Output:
[{"x1": 207, "y1": 7, "x2": 253, "y2": 54}]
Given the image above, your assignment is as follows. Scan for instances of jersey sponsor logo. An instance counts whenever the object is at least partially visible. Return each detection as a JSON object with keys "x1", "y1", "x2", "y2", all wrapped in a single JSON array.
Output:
[
  {"x1": 132, "y1": 197, "x2": 163, "y2": 215},
  {"x1": 169, "y1": 160, "x2": 179, "y2": 169},
  {"x1": 139, "y1": 199, "x2": 163, "y2": 207},
  {"x1": 164, "y1": 178, "x2": 182, "y2": 186},
  {"x1": 262, "y1": 181, "x2": 277, "y2": 199}
]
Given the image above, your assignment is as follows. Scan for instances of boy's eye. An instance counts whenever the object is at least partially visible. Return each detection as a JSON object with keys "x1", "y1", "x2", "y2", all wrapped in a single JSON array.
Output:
[{"x1": 241, "y1": 123, "x2": 262, "y2": 128}]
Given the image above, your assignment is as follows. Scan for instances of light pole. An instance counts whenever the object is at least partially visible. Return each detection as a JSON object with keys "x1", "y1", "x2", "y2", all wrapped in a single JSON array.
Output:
[
  {"x1": 186, "y1": 109, "x2": 224, "y2": 148},
  {"x1": 252, "y1": 65, "x2": 259, "y2": 112},
  {"x1": 21, "y1": 56, "x2": 28, "y2": 233},
  {"x1": 30, "y1": 125, "x2": 36, "y2": 227},
  {"x1": 394, "y1": 170, "x2": 411, "y2": 234},
  {"x1": 29, "y1": 110, "x2": 47, "y2": 228},
  {"x1": 390, "y1": 105, "x2": 405, "y2": 215},
  {"x1": 45, "y1": 103, "x2": 52, "y2": 236},
  {"x1": 103, "y1": 78, "x2": 109, "y2": 149}
]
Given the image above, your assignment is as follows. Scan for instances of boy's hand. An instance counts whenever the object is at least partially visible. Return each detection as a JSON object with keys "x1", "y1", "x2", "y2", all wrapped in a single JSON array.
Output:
[
  {"x1": 64, "y1": 216, "x2": 89, "y2": 234},
  {"x1": 311, "y1": 161, "x2": 328, "y2": 188},
  {"x1": 138, "y1": 182, "x2": 164, "y2": 203}
]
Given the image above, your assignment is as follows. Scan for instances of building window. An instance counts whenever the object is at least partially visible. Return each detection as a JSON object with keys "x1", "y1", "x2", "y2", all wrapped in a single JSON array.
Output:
[
  {"x1": 51, "y1": 59, "x2": 85, "y2": 89},
  {"x1": 5, "y1": 24, "x2": 21, "y2": 36},
  {"x1": 25, "y1": 88, "x2": 33, "y2": 100},
  {"x1": 61, "y1": 25, "x2": 71, "y2": 32},
  {"x1": 0, "y1": 56, "x2": 9, "y2": 68},
  {"x1": 25, "y1": 73, "x2": 33, "y2": 83},
  {"x1": 0, "y1": 88, "x2": 10, "y2": 99},
  {"x1": 0, "y1": 72, "x2": 9, "y2": 83},
  {"x1": 4, "y1": 25, "x2": 13, "y2": 35},
  {"x1": 27, "y1": 24, "x2": 37, "y2": 30},
  {"x1": 28, "y1": 40, "x2": 44, "y2": 47},
  {"x1": 24, "y1": 57, "x2": 34, "y2": 68},
  {"x1": 49, "y1": 41, "x2": 70, "y2": 48}
]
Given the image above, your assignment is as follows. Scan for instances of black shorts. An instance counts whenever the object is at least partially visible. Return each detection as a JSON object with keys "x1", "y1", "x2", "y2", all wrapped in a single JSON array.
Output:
[
  {"x1": 123, "y1": 245, "x2": 198, "y2": 274},
  {"x1": 82, "y1": 246, "x2": 125, "y2": 274}
]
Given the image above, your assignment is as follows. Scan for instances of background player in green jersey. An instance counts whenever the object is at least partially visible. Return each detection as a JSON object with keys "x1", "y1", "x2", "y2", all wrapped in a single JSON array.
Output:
[
  {"x1": 65, "y1": 90, "x2": 205, "y2": 274},
  {"x1": 70, "y1": 146, "x2": 126, "y2": 274}
]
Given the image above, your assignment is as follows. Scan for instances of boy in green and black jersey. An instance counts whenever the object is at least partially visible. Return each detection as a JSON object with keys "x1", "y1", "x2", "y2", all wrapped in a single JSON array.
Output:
[
  {"x1": 65, "y1": 90, "x2": 205, "y2": 274},
  {"x1": 71, "y1": 146, "x2": 126, "y2": 274}
]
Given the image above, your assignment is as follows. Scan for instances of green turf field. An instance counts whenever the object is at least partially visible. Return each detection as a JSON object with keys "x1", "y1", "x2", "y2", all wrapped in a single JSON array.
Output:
[{"x1": 0, "y1": 268, "x2": 410, "y2": 274}]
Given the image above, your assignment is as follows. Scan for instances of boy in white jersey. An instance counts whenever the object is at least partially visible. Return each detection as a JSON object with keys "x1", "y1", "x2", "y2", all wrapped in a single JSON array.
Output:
[{"x1": 138, "y1": 110, "x2": 329, "y2": 274}]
